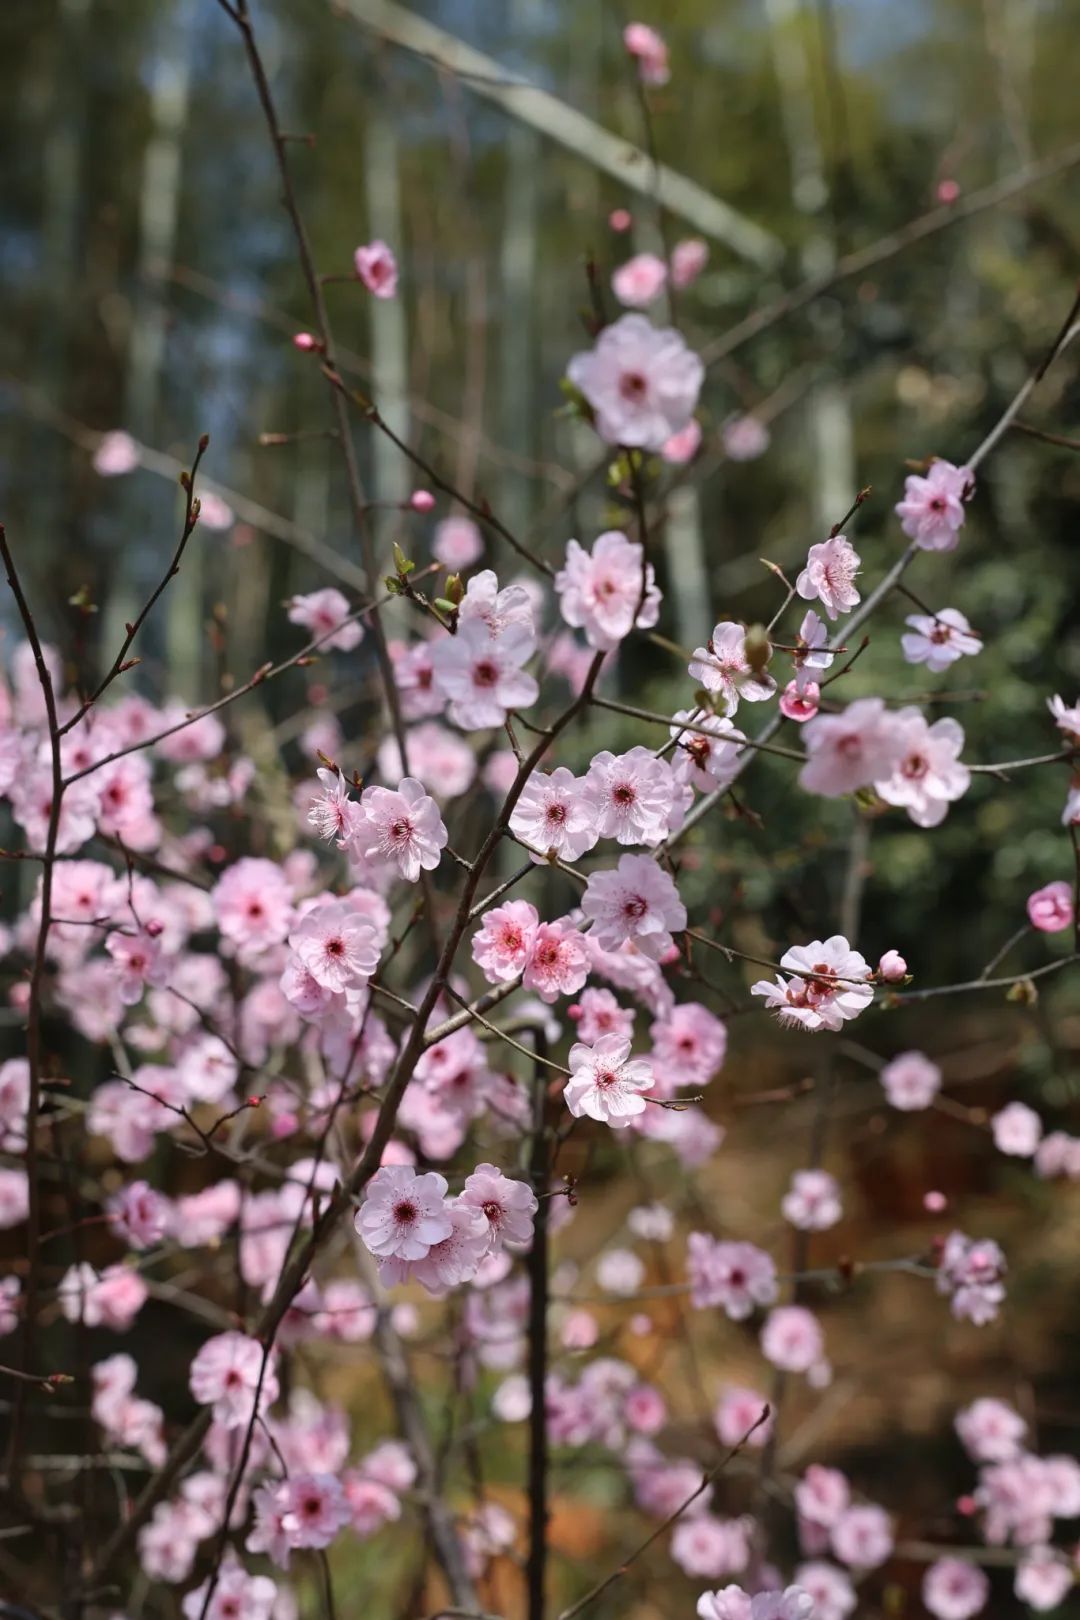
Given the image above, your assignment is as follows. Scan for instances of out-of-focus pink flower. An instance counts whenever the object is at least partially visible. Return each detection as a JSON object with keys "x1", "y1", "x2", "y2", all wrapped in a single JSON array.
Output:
[
  {"x1": 715, "y1": 1387, "x2": 773, "y2": 1448},
  {"x1": 937, "y1": 178, "x2": 961, "y2": 204},
  {"x1": 955, "y1": 1396, "x2": 1027, "y2": 1463},
  {"x1": 189, "y1": 1331, "x2": 278, "y2": 1429},
  {"x1": 661, "y1": 418, "x2": 702, "y2": 464},
  {"x1": 612, "y1": 252, "x2": 668, "y2": 308},
  {"x1": 93, "y1": 430, "x2": 140, "y2": 476},
  {"x1": 760, "y1": 1304, "x2": 824, "y2": 1372},
  {"x1": 567, "y1": 314, "x2": 703, "y2": 451},
  {"x1": 409, "y1": 488, "x2": 435, "y2": 511},
  {"x1": 609, "y1": 208, "x2": 633, "y2": 232},
  {"x1": 108, "y1": 1181, "x2": 170, "y2": 1249},
  {"x1": 895, "y1": 459, "x2": 973, "y2": 551},
  {"x1": 623, "y1": 22, "x2": 669, "y2": 84},
  {"x1": 196, "y1": 491, "x2": 234, "y2": 532},
  {"x1": 991, "y1": 1101, "x2": 1042, "y2": 1157},
  {"x1": 922, "y1": 1557, "x2": 989, "y2": 1620},
  {"x1": 354, "y1": 239, "x2": 398, "y2": 298},
  {"x1": 671, "y1": 237, "x2": 708, "y2": 288},
  {"x1": 722, "y1": 415, "x2": 770, "y2": 461},
  {"x1": 287, "y1": 588, "x2": 363, "y2": 652},
  {"x1": 1026, "y1": 880, "x2": 1073, "y2": 933},
  {"x1": 831, "y1": 1504, "x2": 894, "y2": 1570},
  {"x1": 687, "y1": 1234, "x2": 778, "y2": 1318},
  {"x1": 880, "y1": 1049, "x2": 941, "y2": 1110},
  {"x1": 433, "y1": 515, "x2": 483, "y2": 568},
  {"x1": 799, "y1": 698, "x2": 907, "y2": 798},
  {"x1": 936, "y1": 1230, "x2": 1006, "y2": 1325},
  {"x1": 782, "y1": 1168, "x2": 842, "y2": 1231}
]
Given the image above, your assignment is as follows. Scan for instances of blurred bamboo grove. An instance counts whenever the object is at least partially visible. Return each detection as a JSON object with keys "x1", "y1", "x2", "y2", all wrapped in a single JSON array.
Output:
[{"x1": 3, "y1": 0, "x2": 1080, "y2": 1615}]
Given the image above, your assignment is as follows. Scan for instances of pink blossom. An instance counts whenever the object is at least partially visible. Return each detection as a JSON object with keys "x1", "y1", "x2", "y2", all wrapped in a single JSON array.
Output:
[
  {"x1": 105, "y1": 927, "x2": 167, "y2": 1006},
  {"x1": 58, "y1": 1263, "x2": 147, "y2": 1330},
  {"x1": 955, "y1": 1397, "x2": 1027, "y2": 1463},
  {"x1": 555, "y1": 531, "x2": 661, "y2": 650},
  {"x1": 831, "y1": 1503, "x2": 893, "y2": 1569},
  {"x1": 895, "y1": 459, "x2": 973, "y2": 551},
  {"x1": 937, "y1": 1231, "x2": 1006, "y2": 1324},
  {"x1": 581, "y1": 854, "x2": 686, "y2": 959},
  {"x1": 752, "y1": 935, "x2": 873, "y2": 1032},
  {"x1": 376, "y1": 722, "x2": 475, "y2": 800},
  {"x1": 582, "y1": 747, "x2": 676, "y2": 845},
  {"x1": 796, "y1": 1465, "x2": 850, "y2": 1529},
  {"x1": 796, "y1": 535, "x2": 861, "y2": 621},
  {"x1": 433, "y1": 515, "x2": 483, "y2": 568},
  {"x1": 722, "y1": 414, "x2": 771, "y2": 461},
  {"x1": 0, "y1": 1170, "x2": 28, "y2": 1230},
  {"x1": 650, "y1": 1000, "x2": 727, "y2": 1085},
  {"x1": 566, "y1": 314, "x2": 703, "y2": 451},
  {"x1": 108, "y1": 1181, "x2": 170, "y2": 1249},
  {"x1": 564, "y1": 1032, "x2": 655, "y2": 1127},
  {"x1": 0, "y1": 1276, "x2": 20, "y2": 1335},
  {"x1": 794, "y1": 1562, "x2": 856, "y2": 1620},
  {"x1": 623, "y1": 21, "x2": 669, "y2": 85},
  {"x1": 92, "y1": 429, "x2": 140, "y2": 476},
  {"x1": 671, "y1": 237, "x2": 708, "y2": 288},
  {"x1": 1014, "y1": 1547, "x2": 1074, "y2": 1611},
  {"x1": 687, "y1": 1234, "x2": 778, "y2": 1318},
  {"x1": 523, "y1": 919, "x2": 591, "y2": 1003},
  {"x1": 611, "y1": 252, "x2": 667, "y2": 311},
  {"x1": 399, "y1": 1198, "x2": 489, "y2": 1293},
  {"x1": 355, "y1": 776, "x2": 448, "y2": 881},
  {"x1": 189, "y1": 1331, "x2": 278, "y2": 1428},
  {"x1": 697, "y1": 1587, "x2": 814, "y2": 1620},
  {"x1": 392, "y1": 638, "x2": 444, "y2": 718},
  {"x1": 571, "y1": 988, "x2": 635, "y2": 1045},
  {"x1": 212, "y1": 858, "x2": 294, "y2": 961},
  {"x1": 1035, "y1": 1130, "x2": 1080, "y2": 1179},
  {"x1": 460, "y1": 1163, "x2": 537, "y2": 1251},
  {"x1": 457, "y1": 569, "x2": 538, "y2": 640},
  {"x1": 286, "y1": 587, "x2": 363, "y2": 652},
  {"x1": 779, "y1": 680, "x2": 820, "y2": 721},
  {"x1": 673, "y1": 1514, "x2": 752, "y2": 1580},
  {"x1": 279, "y1": 1472, "x2": 349, "y2": 1550},
  {"x1": 472, "y1": 900, "x2": 539, "y2": 983},
  {"x1": 353, "y1": 239, "x2": 398, "y2": 298},
  {"x1": 991, "y1": 1101, "x2": 1042, "y2": 1157},
  {"x1": 799, "y1": 698, "x2": 907, "y2": 797},
  {"x1": 880, "y1": 1049, "x2": 941, "y2": 1110},
  {"x1": 715, "y1": 1387, "x2": 773, "y2": 1448},
  {"x1": 669, "y1": 710, "x2": 745, "y2": 790},
  {"x1": 901, "y1": 607, "x2": 981, "y2": 671},
  {"x1": 342, "y1": 1471, "x2": 403, "y2": 1537},
  {"x1": 792, "y1": 609, "x2": 834, "y2": 690},
  {"x1": 509, "y1": 766, "x2": 598, "y2": 862},
  {"x1": 922, "y1": 1558, "x2": 990, "y2": 1620},
  {"x1": 877, "y1": 949, "x2": 907, "y2": 981},
  {"x1": 689, "y1": 621, "x2": 777, "y2": 716},
  {"x1": 661, "y1": 418, "x2": 702, "y2": 463},
  {"x1": 431, "y1": 618, "x2": 538, "y2": 729},
  {"x1": 409, "y1": 487, "x2": 435, "y2": 511},
  {"x1": 874, "y1": 708, "x2": 970, "y2": 827},
  {"x1": 760, "y1": 1305, "x2": 824, "y2": 1372},
  {"x1": 196, "y1": 491, "x2": 234, "y2": 531},
  {"x1": 182, "y1": 1557, "x2": 278, "y2": 1620},
  {"x1": 355, "y1": 1165, "x2": 452, "y2": 1262},
  {"x1": 783, "y1": 1168, "x2": 842, "y2": 1230},
  {"x1": 1047, "y1": 693, "x2": 1080, "y2": 742},
  {"x1": 1026, "y1": 880, "x2": 1074, "y2": 933},
  {"x1": 287, "y1": 899, "x2": 380, "y2": 992},
  {"x1": 610, "y1": 207, "x2": 632, "y2": 232}
]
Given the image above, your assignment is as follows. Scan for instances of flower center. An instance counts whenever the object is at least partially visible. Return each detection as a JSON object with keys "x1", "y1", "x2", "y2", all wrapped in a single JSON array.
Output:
[
  {"x1": 393, "y1": 1200, "x2": 417, "y2": 1226},
  {"x1": 474, "y1": 660, "x2": 499, "y2": 688},
  {"x1": 622, "y1": 895, "x2": 647, "y2": 920},
  {"x1": 619, "y1": 370, "x2": 648, "y2": 402}
]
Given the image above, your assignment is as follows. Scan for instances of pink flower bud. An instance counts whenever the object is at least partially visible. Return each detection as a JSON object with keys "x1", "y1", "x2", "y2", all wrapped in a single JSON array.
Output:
[
  {"x1": 923, "y1": 1190, "x2": 947, "y2": 1213},
  {"x1": 292, "y1": 331, "x2": 321, "y2": 351},
  {"x1": 877, "y1": 950, "x2": 907, "y2": 982},
  {"x1": 566, "y1": 1003, "x2": 583, "y2": 1021},
  {"x1": 609, "y1": 208, "x2": 633, "y2": 232},
  {"x1": 937, "y1": 178, "x2": 961, "y2": 204},
  {"x1": 1026, "y1": 880, "x2": 1074, "y2": 933},
  {"x1": 144, "y1": 918, "x2": 164, "y2": 938},
  {"x1": 779, "y1": 679, "x2": 820, "y2": 722},
  {"x1": 409, "y1": 489, "x2": 435, "y2": 512}
]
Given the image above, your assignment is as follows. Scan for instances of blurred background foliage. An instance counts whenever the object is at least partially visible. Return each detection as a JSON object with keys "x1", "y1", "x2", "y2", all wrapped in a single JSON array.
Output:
[{"x1": 3, "y1": 1, "x2": 1080, "y2": 1615}]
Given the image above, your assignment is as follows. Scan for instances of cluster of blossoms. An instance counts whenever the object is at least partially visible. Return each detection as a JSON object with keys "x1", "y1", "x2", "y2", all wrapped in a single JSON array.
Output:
[{"x1": 7, "y1": 182, "x2": 1080, "y2": 1620}]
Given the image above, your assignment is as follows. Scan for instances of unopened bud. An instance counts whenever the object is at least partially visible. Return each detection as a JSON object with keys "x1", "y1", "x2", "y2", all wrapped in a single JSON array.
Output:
[
  {"x1": 877, "y1": 950, "x2": 907, "y2": 983},
  {"x1": 409, "y1": 488, "x2": 435, "y2": 512},
  {"x1": 742, "y1": 622, "x2": 771, "y2": 675}
]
